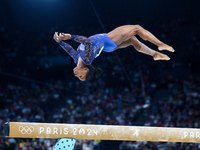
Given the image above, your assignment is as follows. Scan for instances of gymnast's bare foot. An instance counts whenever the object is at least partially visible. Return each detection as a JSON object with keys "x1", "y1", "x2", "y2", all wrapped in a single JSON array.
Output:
[
  {"x1": 158, "y1": 43, "x2": 175, "y2": 52},
  {"x1": 153, "y1": 52, "x2": 170, "y2": 61}
]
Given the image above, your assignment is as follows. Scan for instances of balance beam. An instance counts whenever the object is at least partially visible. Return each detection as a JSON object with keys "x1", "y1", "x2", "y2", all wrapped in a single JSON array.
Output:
[{"x1": 4, "y1": 122, "x2": 200, "y2": 143}]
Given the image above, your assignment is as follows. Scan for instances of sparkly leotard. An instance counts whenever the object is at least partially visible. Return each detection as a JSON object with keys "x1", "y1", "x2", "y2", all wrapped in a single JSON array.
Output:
[{"x1": 58, "y1": 33, "x2": 117, "y2": 65}]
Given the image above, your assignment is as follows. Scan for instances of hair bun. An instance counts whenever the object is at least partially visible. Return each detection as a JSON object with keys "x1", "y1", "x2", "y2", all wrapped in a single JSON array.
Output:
[{"x1": 94, "y1": 68, "x2": 104, "y2": 78}]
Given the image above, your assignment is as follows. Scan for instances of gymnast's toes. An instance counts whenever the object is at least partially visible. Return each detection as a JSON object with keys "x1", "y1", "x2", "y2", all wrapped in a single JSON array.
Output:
[
  {"x1": 153, "y1": 52, "x2": 170, "y2": 61},
  {"x1": 158, "y1": 43, "x2": 175, "y2": 52}
]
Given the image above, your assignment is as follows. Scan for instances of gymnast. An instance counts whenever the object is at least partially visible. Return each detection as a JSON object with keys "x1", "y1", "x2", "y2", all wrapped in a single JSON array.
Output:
[{"x1": 53, "y1": 25, "x2": 174, "y2": 81}]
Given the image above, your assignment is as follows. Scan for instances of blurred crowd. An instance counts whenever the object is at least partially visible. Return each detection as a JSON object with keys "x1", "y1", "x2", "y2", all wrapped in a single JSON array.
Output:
[
  {"x1": 0, "y1": 72, "x2": 155, "y2": 150},
  {"x1": 0, "y1": 80, "x2": 65, "y2": 150},
  {"x1": 0, "y1": 16, "x2": 200, "y2": 150},
  {"x1": 120, "y1": 73, "x2": 200, "y2": 150},
  {"x1": 119, "y1": 141, "x2": 200, "y2": 150},
  {"x1": 145, "y1": 73, "x2": 200, "y2": 128},
  {"x1": 52, "y1": 77, "x2": 154, "y2": 125}
]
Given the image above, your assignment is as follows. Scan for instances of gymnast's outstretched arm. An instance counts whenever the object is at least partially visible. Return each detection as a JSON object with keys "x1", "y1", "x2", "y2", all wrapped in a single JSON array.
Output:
[
  {"x1": 59, "y1": 33, "x2": 92, "y2": 46},
  {"x1": 59, "y1": 33, "x2": 94, "y2": 63},
  {"x1": 53, "y1": 32, "x2": 78, "y2": 64}
]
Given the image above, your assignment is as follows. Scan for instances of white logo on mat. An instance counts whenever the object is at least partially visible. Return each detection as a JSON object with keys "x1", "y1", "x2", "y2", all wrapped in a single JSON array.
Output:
[{"x1": 19, "y1": 126, "x2": 34, "y2": 134}]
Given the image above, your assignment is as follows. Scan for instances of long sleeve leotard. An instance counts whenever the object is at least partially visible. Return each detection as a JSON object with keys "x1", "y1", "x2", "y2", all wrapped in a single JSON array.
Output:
[{"x1": 58, "y1": 34, "x2": 111, "y2": 65}]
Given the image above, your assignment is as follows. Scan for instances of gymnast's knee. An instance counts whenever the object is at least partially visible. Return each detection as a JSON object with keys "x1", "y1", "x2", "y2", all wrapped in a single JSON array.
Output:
[
  {"x1": 134, "y1": 24, "x2": 142, "y2": 28},
  {"x1": 127, "y1": 25, "x2": 141, "y2": 36},
  {"x1": 133, "y1": 25, "x2": 142, "y2": 35}
]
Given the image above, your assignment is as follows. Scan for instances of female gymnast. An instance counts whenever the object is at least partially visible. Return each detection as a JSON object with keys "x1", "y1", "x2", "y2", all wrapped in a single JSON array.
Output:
[{"x1": 53, "y1": 25, "x2": 174, "y2": 81}]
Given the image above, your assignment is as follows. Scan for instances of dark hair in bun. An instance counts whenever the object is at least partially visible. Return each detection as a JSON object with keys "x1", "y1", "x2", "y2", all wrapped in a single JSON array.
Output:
[{"x1": 85, "y1": 65, "x2": 104, "y2": 81}]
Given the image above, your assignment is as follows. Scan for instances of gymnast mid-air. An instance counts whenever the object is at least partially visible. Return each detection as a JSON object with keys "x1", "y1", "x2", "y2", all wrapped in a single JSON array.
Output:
[{"x1": 53, "y1": 25, "x2": 174, "y2": 81}]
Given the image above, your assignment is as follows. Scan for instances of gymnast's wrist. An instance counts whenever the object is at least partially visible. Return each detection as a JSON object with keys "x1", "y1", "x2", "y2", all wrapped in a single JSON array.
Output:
[
  {"x1": 70, "y1": 35, "x2": 74, "y2": 39},
  {"x1": 58, "y1": 40, "x2": 63, "y2": 44}
]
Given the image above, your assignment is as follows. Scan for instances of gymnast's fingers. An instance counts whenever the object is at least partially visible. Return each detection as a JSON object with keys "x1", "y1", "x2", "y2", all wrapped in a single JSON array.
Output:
[
  {"x1": 59, "y1": 34, "x2": 65, "y2": 40},
  {"x1": 53, "y1": 32, "x2": 60, "y2": 42},
  {"x1": 53, "y1": 32, "x2": 57, "y2": 40},
  {"x1": 59, "y1": 33, "x2": 64, "y2": 38},
  {"x1": 53, "y1": 32, "x2": 58, "y2": 38}
]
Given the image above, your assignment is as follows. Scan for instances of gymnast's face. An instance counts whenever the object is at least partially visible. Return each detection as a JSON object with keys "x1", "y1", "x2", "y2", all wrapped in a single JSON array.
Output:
[{"x1": 73, "y1": 67, "x2": 88, "y2": 81}]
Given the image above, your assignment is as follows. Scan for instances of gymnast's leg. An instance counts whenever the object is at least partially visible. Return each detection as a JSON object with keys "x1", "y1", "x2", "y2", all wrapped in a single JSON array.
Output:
[
  {"x1": 106, "y1": 25, "x2": 174, "y2": 52},
  {"x1": 115, "y1": 36, "x2": 170, "y2": 60}
]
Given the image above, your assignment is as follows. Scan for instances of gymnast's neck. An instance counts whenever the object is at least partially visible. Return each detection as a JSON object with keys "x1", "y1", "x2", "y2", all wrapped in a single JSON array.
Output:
[{"x1": 77, "y1": 57, "x2": 88, "y2": 68}]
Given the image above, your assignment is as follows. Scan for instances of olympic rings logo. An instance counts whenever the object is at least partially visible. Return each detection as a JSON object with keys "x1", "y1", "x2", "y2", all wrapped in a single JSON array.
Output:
[{"x1": 19, "y1": 126, "x2": 34, "y2": 134}]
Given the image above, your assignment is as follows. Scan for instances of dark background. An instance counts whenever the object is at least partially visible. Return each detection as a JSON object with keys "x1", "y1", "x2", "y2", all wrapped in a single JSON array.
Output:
[
  {"x1": 2, "y1": 0, "x2": 199, "y2": 30},
  {"x1": 1, "y1": 0, "x2": 200, "y2": 81}
]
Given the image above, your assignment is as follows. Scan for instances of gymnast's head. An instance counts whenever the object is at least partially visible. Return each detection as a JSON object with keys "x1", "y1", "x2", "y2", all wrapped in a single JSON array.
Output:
[{"x1": 73, "y1": 65, "x2": 104, "y2": 81}]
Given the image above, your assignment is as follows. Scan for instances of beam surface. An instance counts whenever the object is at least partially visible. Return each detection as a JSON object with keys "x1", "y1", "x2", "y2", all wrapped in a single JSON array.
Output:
[{"x1": 4, "y1": 122, "x2": 200, "y2": 143}]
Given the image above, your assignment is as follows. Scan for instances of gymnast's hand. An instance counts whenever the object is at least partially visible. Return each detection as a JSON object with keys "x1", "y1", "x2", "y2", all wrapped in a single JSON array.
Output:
[
  {"x1": 59, "y1": 33, "x2": 71, "y2": 40},
  {"x1": 53, "y1": 32, "x2": 61, "y2": 43}
]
